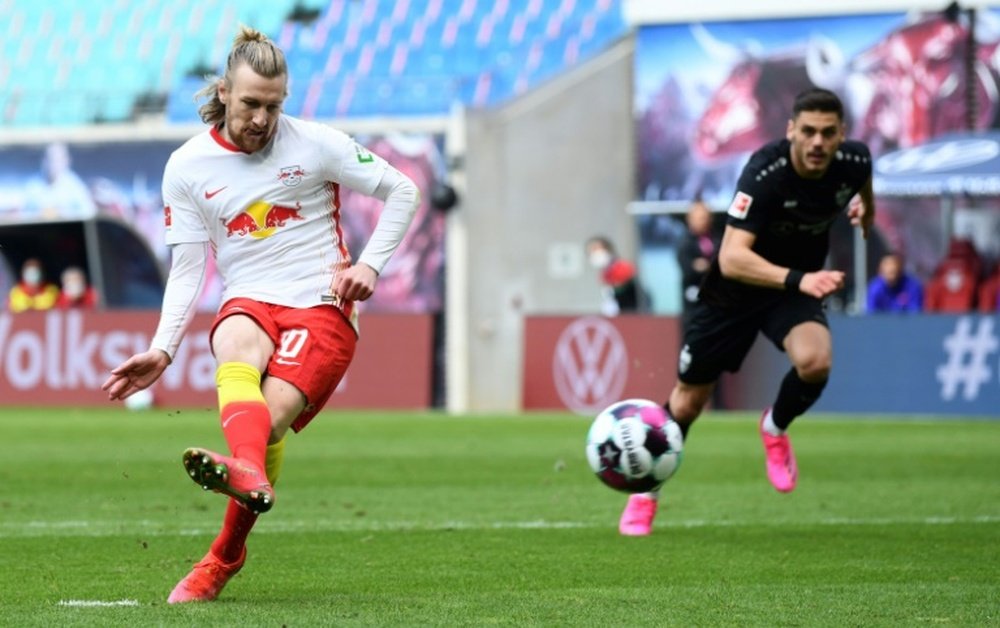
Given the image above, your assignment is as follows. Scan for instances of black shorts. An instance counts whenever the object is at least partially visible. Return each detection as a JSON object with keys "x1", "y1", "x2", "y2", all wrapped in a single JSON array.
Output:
[{"x1": 677, "y1": 292, "x2": 828, "y2": 385}]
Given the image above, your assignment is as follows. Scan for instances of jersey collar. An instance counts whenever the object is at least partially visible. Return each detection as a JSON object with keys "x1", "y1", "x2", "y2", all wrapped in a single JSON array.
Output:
[{"x1": 210, "y1": 125, "x2": 247, "y2": 153}]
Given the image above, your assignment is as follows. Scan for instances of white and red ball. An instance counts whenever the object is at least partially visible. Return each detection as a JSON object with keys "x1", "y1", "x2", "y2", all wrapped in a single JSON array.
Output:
[{"x1": 585, "y1": 398, "x2": 683, "y2": 493}]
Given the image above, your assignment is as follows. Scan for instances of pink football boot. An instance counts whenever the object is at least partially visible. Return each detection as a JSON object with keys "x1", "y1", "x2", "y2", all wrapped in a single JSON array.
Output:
[
  {"x1": 619, "y1": 493, "x2": 658, "y2": 536},
  {"x1": 759, "y1": 410, "x2": 798, "y2": 493},
  {"x1": 182, "y1": 448, "x2": 274, "y2": 514},
  {"x1": 167, "y1": 548, "x2": 246, "y2": 603}
]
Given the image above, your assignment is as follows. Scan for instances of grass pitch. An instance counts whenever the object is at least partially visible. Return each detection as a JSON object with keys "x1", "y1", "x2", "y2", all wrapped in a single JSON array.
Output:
[{"x1": 0, "y1": 407, "x2": 997, "y2": 626}]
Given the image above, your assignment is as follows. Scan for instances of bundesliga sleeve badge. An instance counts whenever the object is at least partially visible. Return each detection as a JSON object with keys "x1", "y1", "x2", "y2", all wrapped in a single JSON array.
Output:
[{"x1": 728, "y1": 191, "x2": 753, "y2": 219}]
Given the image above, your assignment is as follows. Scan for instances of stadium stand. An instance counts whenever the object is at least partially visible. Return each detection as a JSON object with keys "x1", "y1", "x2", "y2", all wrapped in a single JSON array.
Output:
[{"x1": 1, "y1": 0, "x2": 627, "y2": 127}]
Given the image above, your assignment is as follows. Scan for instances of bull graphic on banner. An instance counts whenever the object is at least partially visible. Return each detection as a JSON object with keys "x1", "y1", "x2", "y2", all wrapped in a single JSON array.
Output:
[
  {"x1": 692, "y1": 12, "x2": 1000, "y2": 162},
  {"x1": 637, "y1": 10, "x2": 1000, "y2": 205}
]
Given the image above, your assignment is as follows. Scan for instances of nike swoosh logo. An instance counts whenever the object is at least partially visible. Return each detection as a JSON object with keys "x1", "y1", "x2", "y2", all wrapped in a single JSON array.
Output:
[
  {"x1": 275, "y1": 357, "x2": 301, "y2": 366},
  {"x1": 222, "y1": 410, "x2": 249, "y2": 429},
  {"x1": 205, "y1": 186, "x2": 227, "y2": 199}
]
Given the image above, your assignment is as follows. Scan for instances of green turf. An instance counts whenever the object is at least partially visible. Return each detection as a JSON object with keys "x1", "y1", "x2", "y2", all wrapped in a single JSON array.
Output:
[{"x1": 0, "y1": 407, "x2": 998, "y2": 626}]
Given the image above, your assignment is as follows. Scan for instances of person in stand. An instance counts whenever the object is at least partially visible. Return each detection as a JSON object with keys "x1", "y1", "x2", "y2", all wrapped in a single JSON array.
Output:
[
  {"x1": 55, "y1": 266, "x2": 99, "y2": 309},
  {"x1": 676, "y1": 198, "x2": 720, "y2": 329},
  {"x1": 7, "y1": 258, "x2": 59, "y2": 312},
  {"x1": 866, "y1": 252, "x2": 923, "y2": 313},
  {"x1": 618, "y1": 88, "x2": 875, "y2": 536},
  {"x1": 102, "y1": 26, "x2": 419, "y2": 602},
  {"x1": 585, "y1": 236, "x2": 643, "y2": 315}
]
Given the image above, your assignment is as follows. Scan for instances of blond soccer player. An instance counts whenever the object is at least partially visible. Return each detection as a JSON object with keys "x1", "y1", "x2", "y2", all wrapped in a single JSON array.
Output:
[{"x1": 103, "y1": 26, "x2": 419, "y2": 602}]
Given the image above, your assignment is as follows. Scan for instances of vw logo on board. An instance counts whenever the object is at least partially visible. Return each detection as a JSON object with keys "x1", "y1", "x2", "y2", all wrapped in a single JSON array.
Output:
[{"x1": 552, "y1": 317, "x2": 628, "y2": 414}]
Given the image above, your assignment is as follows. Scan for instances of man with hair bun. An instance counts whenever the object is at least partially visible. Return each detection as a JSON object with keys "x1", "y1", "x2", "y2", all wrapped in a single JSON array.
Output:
[{"x1": 103, "y1": 25, "x2": 420, "y2": 602}]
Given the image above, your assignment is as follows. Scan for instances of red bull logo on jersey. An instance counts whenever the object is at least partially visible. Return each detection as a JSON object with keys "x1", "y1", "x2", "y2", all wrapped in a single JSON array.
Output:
[
  {"x1": 221, "y1": 201, "x2": 304, "y2": 239},
  {"x1": 278, "y1": 165, "x2": 306, "y2": 187}
]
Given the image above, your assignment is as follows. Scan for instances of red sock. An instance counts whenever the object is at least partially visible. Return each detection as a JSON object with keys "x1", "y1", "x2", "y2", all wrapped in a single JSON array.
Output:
[
  {"x1": 220, "y1": 401, "x2": 271, "y2": 471},
  {"x1": 210, "y1": 498, "x2": 258, "y2": 563}
]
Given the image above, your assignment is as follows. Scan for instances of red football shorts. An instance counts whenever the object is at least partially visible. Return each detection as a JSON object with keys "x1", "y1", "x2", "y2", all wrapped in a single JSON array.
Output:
[{"x1": 211, "y1": 297, "x2": 357, "y2": 432}]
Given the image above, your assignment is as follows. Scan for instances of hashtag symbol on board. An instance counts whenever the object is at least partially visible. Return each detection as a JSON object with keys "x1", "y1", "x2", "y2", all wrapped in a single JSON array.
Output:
[{"x1": 935, "y1": 317, "x2": 999, "y2": 401}]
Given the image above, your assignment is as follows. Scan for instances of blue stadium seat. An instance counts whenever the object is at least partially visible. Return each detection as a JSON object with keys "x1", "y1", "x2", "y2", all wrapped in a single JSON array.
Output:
[
  {"x1": 283, "y1": 74, "x2": 312, "y2": 118},
  {"x1": 396, "y1": 77, "x2": 458, "y2": 115},
  {"x1": 166, "y1": 76, "x2": 206, "y2": 123},
  {"x1": 0, "y1": 0, "x2": 627, "y2": 125}
]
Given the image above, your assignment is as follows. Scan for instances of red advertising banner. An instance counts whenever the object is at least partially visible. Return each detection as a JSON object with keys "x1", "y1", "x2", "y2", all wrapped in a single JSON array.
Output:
[
  {"x1": 0, "y1": 311, "x2": 433, "y2": 409},
  {"x1": 522, "y1": 315, "x2": 681, "y2": 413}
]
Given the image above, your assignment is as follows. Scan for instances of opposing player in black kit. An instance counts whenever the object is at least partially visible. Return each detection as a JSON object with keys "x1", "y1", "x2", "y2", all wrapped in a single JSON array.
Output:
[{"x1": 619, "y1": 88, "x2": 875, "y2": 536}]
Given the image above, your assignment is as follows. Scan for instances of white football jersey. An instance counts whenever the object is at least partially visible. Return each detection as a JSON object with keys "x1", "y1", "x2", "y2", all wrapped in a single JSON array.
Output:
[{"x1": 162, "y1": 115, "x2": 389, "y2": 310}]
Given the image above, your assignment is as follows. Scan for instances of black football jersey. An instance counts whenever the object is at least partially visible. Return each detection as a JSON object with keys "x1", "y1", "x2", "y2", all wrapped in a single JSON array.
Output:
[{"x1": 700, "y1": 139, "x2": 872, "y2": 308}]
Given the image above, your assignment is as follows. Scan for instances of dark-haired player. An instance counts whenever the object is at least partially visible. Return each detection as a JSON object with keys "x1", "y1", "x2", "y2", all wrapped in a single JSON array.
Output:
[{"x1": 620, "y1": 88, "x2": 875, "y2": 535}]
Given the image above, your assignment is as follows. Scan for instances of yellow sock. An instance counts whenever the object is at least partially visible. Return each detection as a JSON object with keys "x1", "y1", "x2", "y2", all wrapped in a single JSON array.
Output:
[
  {"x1": 216, "y1": 362, "x2": 266, "y2": 407},
  {"x1": 265, "y1": 437, "x2": 286, "y2": 485},
  {"x1": 216, "y1": 362, "x2": 270, "y2": 470}
]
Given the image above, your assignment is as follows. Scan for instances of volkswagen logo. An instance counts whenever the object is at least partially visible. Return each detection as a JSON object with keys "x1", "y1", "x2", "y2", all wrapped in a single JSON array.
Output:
[{"x1": 552, "y1": 317, "x2": 628, "y2": 414}]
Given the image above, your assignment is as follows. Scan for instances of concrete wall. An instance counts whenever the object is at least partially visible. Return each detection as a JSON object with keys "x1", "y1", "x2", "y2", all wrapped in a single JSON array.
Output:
[{"x1": 450, "y1": 37, "x2": 637, "y2": 412}]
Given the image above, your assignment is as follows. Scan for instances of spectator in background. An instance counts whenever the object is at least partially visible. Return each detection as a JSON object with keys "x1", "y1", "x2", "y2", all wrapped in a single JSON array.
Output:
[
  {"x1": 866, "y1": 252, "x2": 923, "y2": 313},
  {"x1": 7, "y1": 258, "x2": 59, "y2": 312},
  {"x1": 676, "y1": 199, "x2": 719, "y2": 328},
  {"x1": 586, "y1": 236, "x2": 644, "y2": 315},
  {"x1": 55, "y1": 266, "x2": 99, "y2": 309},
  {"x1": 0, "y1": 260, "x2": 13, "y2": 307},
  {"x1": 924, "y1": 238, "x2": 981, "y2": 312}
]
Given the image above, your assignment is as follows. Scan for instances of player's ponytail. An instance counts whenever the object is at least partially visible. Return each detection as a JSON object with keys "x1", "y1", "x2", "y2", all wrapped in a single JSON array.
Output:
[{"x1": 195, "y1": 25, "x2": 288, "y2": 126}]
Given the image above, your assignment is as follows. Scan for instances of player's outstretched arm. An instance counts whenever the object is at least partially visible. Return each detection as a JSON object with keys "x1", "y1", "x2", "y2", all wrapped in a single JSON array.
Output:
[
  {"x1": 102, "y1": 242, "x2": 207, "y2": 401},
  {"x1": 848, "y1": 176, "x2": 875, "y2": 240},
  {"x1": 102, "y1": 349, "x2": 171, "y2": 400},
  {"x1": 344, "y1": 165, "x2": 419, "y2": 300}
]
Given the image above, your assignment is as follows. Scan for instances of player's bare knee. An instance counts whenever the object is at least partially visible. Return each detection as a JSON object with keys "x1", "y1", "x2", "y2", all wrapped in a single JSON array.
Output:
[
  {"x1": 267, "y1": 405, "x2": 299, "y2": 440},
  {"x1": 795, "y1": 354, "x2": 831, "y2": 381},
  {"x1": 268, "y1": 424, "x2": 288, "y2": 444}
]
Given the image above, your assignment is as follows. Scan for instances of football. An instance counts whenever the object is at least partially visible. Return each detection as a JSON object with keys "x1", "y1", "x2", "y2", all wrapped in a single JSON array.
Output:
[{"x1": 585, "y1": 398, "x2": 683, "y2": 493}]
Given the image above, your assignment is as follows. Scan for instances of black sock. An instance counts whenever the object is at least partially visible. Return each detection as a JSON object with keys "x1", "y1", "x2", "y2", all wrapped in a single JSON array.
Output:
[
  {"x1": 771, "y1": 368, "x2": 827, "y2": 430},
  {"x1": 664, "y1": 400, "x2": 691, "y2": 439}
]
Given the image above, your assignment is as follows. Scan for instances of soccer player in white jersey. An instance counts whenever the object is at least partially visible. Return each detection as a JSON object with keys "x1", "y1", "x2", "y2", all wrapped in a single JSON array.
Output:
[{"x1": 102, "y1": 26, "x2": 420, "y2": 603}]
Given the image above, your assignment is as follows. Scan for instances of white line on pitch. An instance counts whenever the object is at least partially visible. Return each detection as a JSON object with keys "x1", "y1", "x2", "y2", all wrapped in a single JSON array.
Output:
[
  {"x1": 57, "y1": 599, "x2": 139, "y2": 607},
  {"x1": 2, "y1": 514, "x2": 999, "y2": 538}
]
